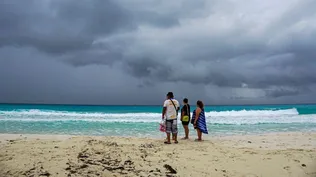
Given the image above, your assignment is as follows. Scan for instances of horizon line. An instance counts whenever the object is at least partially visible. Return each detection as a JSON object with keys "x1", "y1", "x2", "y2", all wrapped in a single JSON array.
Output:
[{"x1": 0, "y1": 102, "x2": 316, "y2": 107}]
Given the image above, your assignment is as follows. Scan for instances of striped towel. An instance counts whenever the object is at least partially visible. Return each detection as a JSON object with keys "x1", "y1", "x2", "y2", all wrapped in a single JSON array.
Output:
[{"x1": 192, "y1": 109, "x2": 208, "y2": 134}]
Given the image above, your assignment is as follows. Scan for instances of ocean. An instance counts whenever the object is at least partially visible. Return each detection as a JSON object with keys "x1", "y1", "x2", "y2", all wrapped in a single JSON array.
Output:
[{"x1": 0, "y1": 104, "x2": 316, "y2": 138}]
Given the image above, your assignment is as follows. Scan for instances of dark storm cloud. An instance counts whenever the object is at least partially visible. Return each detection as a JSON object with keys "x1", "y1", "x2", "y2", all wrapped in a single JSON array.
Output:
[
  {"x1": 116, "y1": 0, "x2": 316, "y2": 98},
  {"x1": 1, "y1": 0, "x2": 316, "y2": 104},
  {"x1": 0, "y1": 0, "x2": 135, "y2": 55}
]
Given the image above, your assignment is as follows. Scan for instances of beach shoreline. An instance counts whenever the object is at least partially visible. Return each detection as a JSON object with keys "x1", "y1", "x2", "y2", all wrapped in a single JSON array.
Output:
[{"x1": 0, "y1": 132, "x2": 315, "y2": 177}]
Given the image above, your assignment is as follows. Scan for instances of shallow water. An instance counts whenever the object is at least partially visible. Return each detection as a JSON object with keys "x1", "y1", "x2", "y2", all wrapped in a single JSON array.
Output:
[{"x1": 0, "y1": 104, "x2": 316, "y2": 137}]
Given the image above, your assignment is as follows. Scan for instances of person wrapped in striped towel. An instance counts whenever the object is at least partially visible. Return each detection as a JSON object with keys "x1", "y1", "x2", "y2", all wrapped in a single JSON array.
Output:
[{"x1": 191, "y1": 100, "x2": 208, "y2": 141}]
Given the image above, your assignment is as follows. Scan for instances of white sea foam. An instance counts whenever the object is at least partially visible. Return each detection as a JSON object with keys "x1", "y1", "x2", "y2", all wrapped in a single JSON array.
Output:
[
  {"x1": 0, "y1": 108, "x2": 316, "y2": 124},
  {"x1": 207, "y1": 108, "x2": 299, "y2": 117}
]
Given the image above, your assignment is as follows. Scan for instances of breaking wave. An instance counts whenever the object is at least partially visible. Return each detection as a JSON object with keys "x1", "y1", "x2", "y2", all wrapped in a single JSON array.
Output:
[{"x1": 1, "y1": 108, "x2": 315, "y2": 125}]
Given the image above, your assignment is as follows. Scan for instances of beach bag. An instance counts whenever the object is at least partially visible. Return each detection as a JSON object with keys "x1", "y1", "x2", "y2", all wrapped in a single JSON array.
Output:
[
  {"x1": 191, "y1": 117, "x2": 195, "y2": 124},
  {"x1": 183, "y1": 115, "x2": 189, "y2": 122},
  {"x1": 191, "y1": 110, "x2": 195, "y2": 124},
  {"x1": 159, "y1": 120, "x2": 166, "y2": 132}
]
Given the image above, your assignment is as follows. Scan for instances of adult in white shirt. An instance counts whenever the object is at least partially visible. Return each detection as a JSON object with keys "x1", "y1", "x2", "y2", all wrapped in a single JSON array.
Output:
[{"x1": 162, "y1": 92, "x2": 180, "y2": 144}]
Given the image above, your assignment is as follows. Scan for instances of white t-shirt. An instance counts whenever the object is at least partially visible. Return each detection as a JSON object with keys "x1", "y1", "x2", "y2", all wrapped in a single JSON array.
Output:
[{"x1": 163, "y1": 99, "x2": 180, "y2": 120}]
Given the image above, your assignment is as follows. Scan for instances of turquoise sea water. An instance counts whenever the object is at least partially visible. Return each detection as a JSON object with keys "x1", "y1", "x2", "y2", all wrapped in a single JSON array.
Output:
[{"x1": 0, "y1": 104, "x2": 316, "y2": 138}]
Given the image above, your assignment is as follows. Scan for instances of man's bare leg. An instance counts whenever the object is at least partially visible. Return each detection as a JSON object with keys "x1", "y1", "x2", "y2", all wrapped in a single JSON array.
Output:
[
  {"x1": 165, "y1": 133, "x2": 171, "y2": 144},
  {"x1": 173, "y1": 133, "x2": 178, "y2": 143}
]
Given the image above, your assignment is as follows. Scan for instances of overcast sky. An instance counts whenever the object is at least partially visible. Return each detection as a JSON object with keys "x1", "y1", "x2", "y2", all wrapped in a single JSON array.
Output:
[{"x1": 1, "y1": 0, "x2": 316, "y2": 105}]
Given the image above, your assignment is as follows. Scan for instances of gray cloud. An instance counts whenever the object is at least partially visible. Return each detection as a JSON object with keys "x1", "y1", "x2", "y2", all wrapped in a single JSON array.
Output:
[
  {"x1": 1, "y1": 0, "x2": 316, "y2": 105},
  {"x1": 265, "y1": 87, "x2": 300, "y2": 98}
]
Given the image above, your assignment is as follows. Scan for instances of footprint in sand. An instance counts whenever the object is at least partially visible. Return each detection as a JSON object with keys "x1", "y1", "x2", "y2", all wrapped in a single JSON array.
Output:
[{"x1": 283, "y1": 166, "x2": 290, "y2": 170}]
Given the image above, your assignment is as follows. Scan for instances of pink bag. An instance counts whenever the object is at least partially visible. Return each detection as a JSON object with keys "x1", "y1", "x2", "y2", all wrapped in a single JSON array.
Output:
[{"x1": 159, "y1": 120, "x2": 166, "y2": 132}]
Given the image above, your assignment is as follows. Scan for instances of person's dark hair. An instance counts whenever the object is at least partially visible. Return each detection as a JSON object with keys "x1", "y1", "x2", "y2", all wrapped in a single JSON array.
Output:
[
  {"x1": 196, "y1": 100, "x2": 204, "y2": 109},
  {"x1": 183, "y1": 98, "x2": 188, "y2": 103},
  {"x1": 166, "y1": 92, "x2": 174, "y2": 98}
]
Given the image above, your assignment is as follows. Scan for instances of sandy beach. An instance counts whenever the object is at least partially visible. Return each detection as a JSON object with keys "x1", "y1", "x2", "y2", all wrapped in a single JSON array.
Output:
[{"x1": 0, "y1": 132, "x2": 315, "y2": 177}]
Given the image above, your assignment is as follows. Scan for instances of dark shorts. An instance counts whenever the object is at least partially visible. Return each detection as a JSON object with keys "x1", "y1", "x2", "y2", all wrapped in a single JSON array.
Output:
[
  {"x1": 181, "y1": 120, "x2": 190, "y2": 126},
  {"x1": 166, "y1": 119, "x2": 178, "y2": 134}
]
